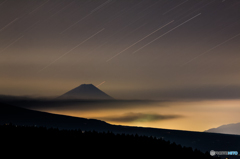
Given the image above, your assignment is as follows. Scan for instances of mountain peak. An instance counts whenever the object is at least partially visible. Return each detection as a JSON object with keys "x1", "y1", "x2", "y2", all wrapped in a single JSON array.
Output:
[
  {"x1": 80, "y1": 84, "x2": 94, "y2": 87},
  {"x1": 59, "y1": 84, "x2": 114, "y2": 100}
]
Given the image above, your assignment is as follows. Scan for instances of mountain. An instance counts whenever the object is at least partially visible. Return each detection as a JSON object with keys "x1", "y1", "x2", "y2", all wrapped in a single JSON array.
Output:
[
  {"x1": 1, "y1": 102, "x2": 240, "y2": 154},
  {"x1": 204, "y1": 122, "x2": 240, "y2": 135},
  {"x1": 0, "y1": 102, "x2": 111, "y2": 131},
  {"x1": 58, "y1": 84, "x2": 113, "y2": 100},
  {"x1": 0, "y1": 101, "x2": 150, "y2": 132}
]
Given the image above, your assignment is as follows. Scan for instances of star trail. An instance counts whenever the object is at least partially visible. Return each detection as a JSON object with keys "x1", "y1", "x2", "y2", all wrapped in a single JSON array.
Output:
[{"x1": 0, "y1": 0, "x2": 239, "y2": 100}]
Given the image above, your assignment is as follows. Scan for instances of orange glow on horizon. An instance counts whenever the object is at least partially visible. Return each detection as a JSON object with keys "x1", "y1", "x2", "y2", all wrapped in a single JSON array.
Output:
[{"x1": 32, "y1": 99, "x2": 240, "y2": 132}]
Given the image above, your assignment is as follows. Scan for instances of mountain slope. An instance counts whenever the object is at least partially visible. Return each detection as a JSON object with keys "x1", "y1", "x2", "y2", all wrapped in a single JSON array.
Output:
[
  {"x1": 58, "y1": 84, "x2": 113, "y2": 100},
  {"x1": 0, "y1": 102, "x2": 111, "y2": 131},
  {"x1": 0, "y1": 102, "x2": 240, "y2": 153},
  {"x1": 204, "y1": 122, "x2": 240, "y2": 135}
]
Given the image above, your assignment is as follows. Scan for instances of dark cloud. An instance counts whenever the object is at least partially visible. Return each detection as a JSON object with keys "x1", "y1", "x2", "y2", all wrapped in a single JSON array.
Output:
[
  {"x1": 100, "y1": 112, "x2": 182, "y2": 123},
  {"x1": 129, "y1": 85, "x2": 240, "y2": 100},
  {"x1": 157, "y1": 85, "x2": 240, "y2": 100},
  {"x1": 0, "y1": 95, "x2": 170, "y2": 111}
]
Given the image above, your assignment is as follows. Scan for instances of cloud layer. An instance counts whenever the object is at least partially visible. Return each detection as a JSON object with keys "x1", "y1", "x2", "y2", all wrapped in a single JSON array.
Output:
[{"x1": 100, "y1": 112, "x2": 182, "y2": 123}]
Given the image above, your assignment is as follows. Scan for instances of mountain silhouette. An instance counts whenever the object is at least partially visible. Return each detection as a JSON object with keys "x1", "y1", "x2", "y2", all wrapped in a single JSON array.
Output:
[
  {"x1": 58, "y1": 84, "x2": 113, "y2": 100},
  {"x1": 0, "y1": 102, "x2": 111, "y2": 130},
  {"x1": 204, "y1": 122, "x2": 240, "y2": 135},
  {"x1": 0, "y1": 102, "x2": 240, "y2": 153}
]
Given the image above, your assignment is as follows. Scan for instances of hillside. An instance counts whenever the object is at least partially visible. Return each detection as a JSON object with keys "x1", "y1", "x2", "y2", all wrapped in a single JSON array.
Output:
[
  {"x1": 0, "y1": 102, "x2": 240, "y2": 154},
  {"x1": 1, "y1": 124, "x2": 219, "y2": 159},
  {"x1": 205, "y1": 122, "x2": 240, "y2": 135}
]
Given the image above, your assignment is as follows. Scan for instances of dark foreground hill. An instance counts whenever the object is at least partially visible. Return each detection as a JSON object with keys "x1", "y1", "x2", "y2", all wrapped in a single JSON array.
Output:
[
  {"x1": 0, "y1": 102, "x2": 111, "y2": 131},
  {"x1": 1, "y1": 124, "x2": 219, "y2": 159},
  {"x1": 0, "y1": 102, "x2": 240, "y2": 157}
]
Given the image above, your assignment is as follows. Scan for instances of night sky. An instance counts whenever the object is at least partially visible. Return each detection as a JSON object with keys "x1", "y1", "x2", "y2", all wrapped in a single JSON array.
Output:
[
  {"x1": 1, "y1": 0, "x2": 240, "y2": 100},
  {"x1": 1, "y1": 0, "x2": 240, "y2": 132}
]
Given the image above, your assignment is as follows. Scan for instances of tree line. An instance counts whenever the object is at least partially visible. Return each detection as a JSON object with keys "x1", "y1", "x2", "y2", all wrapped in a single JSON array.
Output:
[{"x1": 1, "y1": 123, "x2": 220, "y2": 158}]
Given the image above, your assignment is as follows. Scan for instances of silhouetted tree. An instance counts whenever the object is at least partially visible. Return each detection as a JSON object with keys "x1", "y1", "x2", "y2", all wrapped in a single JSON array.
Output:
[{"x1": 0, "y1": 124, "x2": 220, "y2": 158}]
